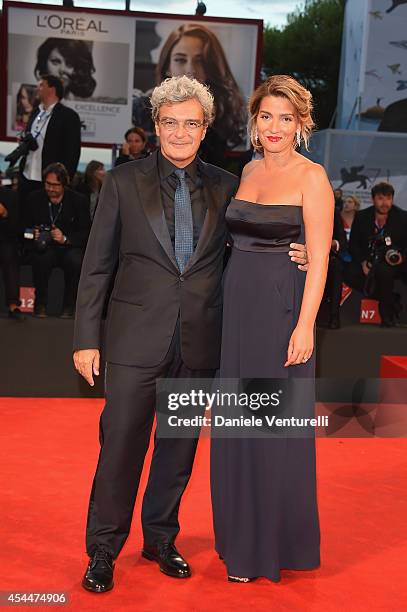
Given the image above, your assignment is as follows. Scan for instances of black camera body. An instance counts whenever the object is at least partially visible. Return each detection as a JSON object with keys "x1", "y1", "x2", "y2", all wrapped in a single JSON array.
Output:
[
  {"x1": 24, "y1": 224, "x2": 52, "y2": 251},
  {"x1": 367, "y1": 233, "x2": 403, "y2": 267},
  {"x1": 5, "y1": 133, "x2": 39, "y2": 168},
  {"x1": 37, "y1": 225, "x2": 52, "y2": 251}
]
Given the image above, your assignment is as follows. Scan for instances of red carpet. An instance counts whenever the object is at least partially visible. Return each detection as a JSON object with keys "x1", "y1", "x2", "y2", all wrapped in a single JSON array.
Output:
[{"x1": 1, "y1": 398, "x2": 406, "y2": 611}]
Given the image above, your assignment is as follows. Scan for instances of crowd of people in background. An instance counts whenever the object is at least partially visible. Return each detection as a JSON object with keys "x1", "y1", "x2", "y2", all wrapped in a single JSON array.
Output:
[
  {"x1": 1, "y1": 74, "x2": 407, "y2": 327},
  {"x1": 325, "y1": 185, "x2": 407, "y2": 328}
]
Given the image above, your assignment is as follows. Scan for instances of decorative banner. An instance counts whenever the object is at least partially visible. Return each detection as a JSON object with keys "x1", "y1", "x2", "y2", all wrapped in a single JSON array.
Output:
[
  {"x1": 132, "y1": 17, "x2": 259, "y2": 151},
  {"x1": 5, "y1": 4, "x2": 135, "y2": 144},
  {"x1": 2, "y1": 3, "x2": 261, "y2": 149},
  {"x1": 338, "y1": 0, "x2": 407, "y2": 132},
  {"x1": 361, "y1": 0, "x2": 407, "y2": 132},
  {"x1": 331, "y1": 174, "x2": 407, "y2": 210},
  {"x1": 308, "y1": 129, "x2": 407, "y2": 211}
]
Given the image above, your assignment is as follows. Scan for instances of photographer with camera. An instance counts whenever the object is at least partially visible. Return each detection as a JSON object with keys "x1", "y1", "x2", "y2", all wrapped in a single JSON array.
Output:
[
  {"x1": 25, "y1": 163, "x2": 90, "y2": 318},
  {"x1": 346, "y1": 182, "x2": 407, "y2": 327},
  {"x1": 9, "y1": 75, "x2": 81, "y2": 213}
]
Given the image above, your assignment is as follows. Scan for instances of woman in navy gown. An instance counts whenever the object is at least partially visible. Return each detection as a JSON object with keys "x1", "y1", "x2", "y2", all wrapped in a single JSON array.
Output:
[{"x1": 210, "y1": 75, "x2": 334, "y2": 582}]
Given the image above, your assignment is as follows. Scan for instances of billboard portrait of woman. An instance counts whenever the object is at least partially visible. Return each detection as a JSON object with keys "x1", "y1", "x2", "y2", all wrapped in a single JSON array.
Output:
[
  {"x1": 132, "y1": 18, "x2": 259, "y2": 164},
  {"x1": 156, "y1": 24, "x2": 247, "y2": 149},
  {"x1": 34, "y1": 38, "x2": 97, "y2": 100},
  {"x1": 13, "y1": 83, "x2": 38, "y2": 131}
]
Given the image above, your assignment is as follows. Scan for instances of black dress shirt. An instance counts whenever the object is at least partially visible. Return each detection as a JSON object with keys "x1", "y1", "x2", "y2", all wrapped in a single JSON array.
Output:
[{"x1": 158, "y1": 151, "x2": 207, "y2": 250}]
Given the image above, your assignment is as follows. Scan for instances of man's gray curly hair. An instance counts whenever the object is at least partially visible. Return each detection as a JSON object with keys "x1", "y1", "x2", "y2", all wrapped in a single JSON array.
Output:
[{"x1": 150, "y1": 76, "x2": 214, "y2": 126}]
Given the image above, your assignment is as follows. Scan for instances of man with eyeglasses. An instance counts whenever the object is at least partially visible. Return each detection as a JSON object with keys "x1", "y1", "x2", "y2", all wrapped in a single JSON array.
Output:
[
  {"x1": 73, "y1": 76, "x2": 308, "y2": 592},
  {"x1": 25, "y1": 162, "x2": 90, "y2": 318}
]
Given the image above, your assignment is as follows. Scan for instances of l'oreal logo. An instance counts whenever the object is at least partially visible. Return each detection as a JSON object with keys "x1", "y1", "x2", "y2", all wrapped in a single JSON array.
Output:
[{"x1": 36, "y1": 14, "x2": 108, "y2": 34}]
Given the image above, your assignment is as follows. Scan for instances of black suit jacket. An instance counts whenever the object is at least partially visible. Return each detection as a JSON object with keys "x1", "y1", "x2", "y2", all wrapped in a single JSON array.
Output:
[
  {"x1": 0, "y1": 188, "x2": 20, "y2": 241},
  {"x1": 73, "y1": 151, "x2": 238, "y2": 369},
  {"x1": 349, "y1": 205, "x2": 407, "y2": 263},
  {"x1": 332, "y1": 210, "x2": 348, "y2": 254},
  {"x1": 25, "y1": 188, "x2": 90, "y2": 248},
  {"x1": 20, "y1": 103, "x2": 81, "y2": 179}
]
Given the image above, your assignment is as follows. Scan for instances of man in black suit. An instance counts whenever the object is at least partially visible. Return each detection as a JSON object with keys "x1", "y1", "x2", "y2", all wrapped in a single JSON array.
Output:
[
  {"x1": 18, "y1": 75, "x2": 81, "y2": 209},
  {"x1": 325, "y1": 209, "x2": 349, "y2": 329},
  {"x1": 346, "y1": 182, "x2": 407, "y2": 326},
  {"x1": 26, "y1": 163, "x2": 90, "y2": 318},
  {"x1": 73, "y1": 76, "x2": 308, "y2": 592},
  {"x1": 0, "y1": 187, "x2": 24, "y2": 320}
]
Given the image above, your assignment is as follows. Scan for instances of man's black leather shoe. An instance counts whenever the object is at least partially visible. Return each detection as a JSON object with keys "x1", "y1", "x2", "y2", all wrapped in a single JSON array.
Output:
[
  {"x1": 142, "y1": 543, "x2": 191, "y2": 578},
  {"x1": 82, "y1": 548, "x2": 114, "y2": 593}
]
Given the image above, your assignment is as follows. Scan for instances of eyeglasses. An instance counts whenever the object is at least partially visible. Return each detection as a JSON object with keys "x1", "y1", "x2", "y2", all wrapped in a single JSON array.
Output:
[
  {"x1": 45, "y1": 181, "x2": 62, "y2": 188},
  {"x1": 158, "y1": 118, "x2": 205, "y2": 132}
]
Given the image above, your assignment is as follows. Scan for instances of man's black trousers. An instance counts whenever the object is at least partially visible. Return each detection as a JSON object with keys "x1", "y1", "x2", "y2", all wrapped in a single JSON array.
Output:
[
  {"x1": 85, "y1": 322, "x2": 215, "y2": 559},
  {"x1": 0, "y1": 241, "x2": 20, "y2": 306},
  {"x1": 345, "y1": 260, "x2": 407, "y2": 321},
  {"x1": 31, "y1": 246, "x2": 83, "y2": 309}
]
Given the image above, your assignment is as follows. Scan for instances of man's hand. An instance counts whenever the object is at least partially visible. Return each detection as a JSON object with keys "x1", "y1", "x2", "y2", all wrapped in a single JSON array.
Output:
[
  {"x1": 331, "y1": 239, "x2": 339, "y2": 252},
  {"x1": 121, "y1": 142, "x2": 130, "y2": 156},
  {"x1": 289, "y1": 242, "x2": 309, "y2": 271},
  {"x1": 73, "y1": 349, "x2": 100, "y2": 386},
  {"x1": 0, "y1": 203, "x2": 8, "y2": 218},
  {"x1": 51, "y1": 227, "x2": 65, "y2": 244},
  {"x1": 361, "y1": 260, "x2": 371, "y2": 276}
]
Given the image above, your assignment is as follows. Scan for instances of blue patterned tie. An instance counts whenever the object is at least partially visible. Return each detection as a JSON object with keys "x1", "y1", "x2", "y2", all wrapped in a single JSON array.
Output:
[{"x1": 174, "y1": 168, "x2": 193, "y2": 273}]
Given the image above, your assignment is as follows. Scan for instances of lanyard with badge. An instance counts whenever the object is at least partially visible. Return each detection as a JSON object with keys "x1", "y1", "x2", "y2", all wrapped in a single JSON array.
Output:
[
  {"x1": 374, "y1": 221, "x2": 392, "y2": 247},
  {"x1": 30, "y1": 108, "x2": 53, "y2": 141},
  {"x1": 48, "y1": 200, "x2": 63, "y2": 226}
]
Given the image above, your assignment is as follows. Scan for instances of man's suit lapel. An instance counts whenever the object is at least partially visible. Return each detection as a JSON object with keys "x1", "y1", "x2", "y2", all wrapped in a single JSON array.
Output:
[
  {"x1": 26, "y1": 108, "x2": 39, "y2": 132},
  {"x1": 43, "y1": 103, "x2": 61, "y2": 148},
  {"x1": 183, "y1": 157, "x2": 222, "y2": 273},
  {"x1": 134, "y1": 153, "x2": 223, "y2": 274},
  {"x1": 134, "y1": 152, "x2": 179, "y2": 271}
]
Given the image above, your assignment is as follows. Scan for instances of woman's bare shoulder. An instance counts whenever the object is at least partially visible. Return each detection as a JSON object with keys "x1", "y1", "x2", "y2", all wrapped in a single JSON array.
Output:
[
  {"x1": 298, "y1": 156, "x2": 327, "y2": 178},
  {"x1": 241, "y1": 159, "x2": 263, "y2": 180}
]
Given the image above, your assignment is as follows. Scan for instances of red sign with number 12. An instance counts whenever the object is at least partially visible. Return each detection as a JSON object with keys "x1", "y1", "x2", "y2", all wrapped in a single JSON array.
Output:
[{"x1": 19, "y1": 287, "x2": 35, "y2": 313}]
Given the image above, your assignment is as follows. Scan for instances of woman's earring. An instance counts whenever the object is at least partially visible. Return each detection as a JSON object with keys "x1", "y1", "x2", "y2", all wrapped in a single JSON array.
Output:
[
  {"x1": 296, "y1": 129, "x2": 301, "y2": 148},
  {"x1": 255, "y1": 129, "x2": 261, "y2": 146}
]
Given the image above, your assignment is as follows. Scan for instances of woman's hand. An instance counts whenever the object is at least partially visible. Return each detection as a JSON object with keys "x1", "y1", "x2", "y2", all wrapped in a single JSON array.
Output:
[{"x1": 284, "y1": 325, "x2": 314, "y2": 367}]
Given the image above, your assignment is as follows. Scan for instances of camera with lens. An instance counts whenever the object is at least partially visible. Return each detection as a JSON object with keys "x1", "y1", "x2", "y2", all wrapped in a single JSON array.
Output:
[
  {"x1": 367, "y1": 233, "x2": 403, "y2": 267},
  {"x1": 5, "y1": 133, "x2": 38, "y2": 168},
  {"x1": 24, "y1": 224, "x2": 52, "y2": 252}
]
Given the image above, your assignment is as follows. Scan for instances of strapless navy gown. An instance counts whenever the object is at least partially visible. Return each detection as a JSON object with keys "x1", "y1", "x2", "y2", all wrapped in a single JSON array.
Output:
[{"x1": 210, "y1": 198, "x2": 320, "y2": 581}]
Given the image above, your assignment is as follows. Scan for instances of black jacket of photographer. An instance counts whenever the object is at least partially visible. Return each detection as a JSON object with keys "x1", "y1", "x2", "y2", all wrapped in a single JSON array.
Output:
[
  {"x1": 0, "y1": 188, "x2": 20, "y2": 244},
  {"x1": 25, "y1": 188, "x2": 91, "y2": 249},
  {"x1": 349, "y1": 204, "x2": 407, "y2": 264},
  {"x1": 20, "y1": 103, "x2": 81, "y2": 180}
]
